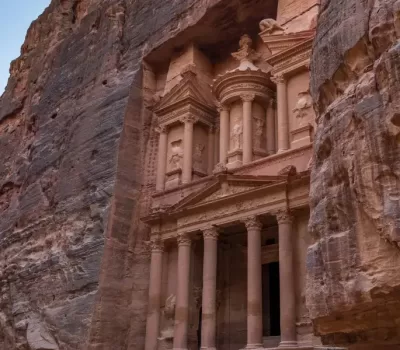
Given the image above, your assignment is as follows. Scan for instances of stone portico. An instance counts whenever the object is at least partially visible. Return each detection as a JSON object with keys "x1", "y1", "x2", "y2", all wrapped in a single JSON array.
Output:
[{"x1": 141, "y1": 1, "x2": 326, "y2": 349}]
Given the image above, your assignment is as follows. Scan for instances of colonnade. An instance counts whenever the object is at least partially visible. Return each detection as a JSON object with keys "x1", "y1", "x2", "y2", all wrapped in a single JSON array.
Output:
[{"x1": 144, "y1": 211, "x2": 298, "y2": 350}]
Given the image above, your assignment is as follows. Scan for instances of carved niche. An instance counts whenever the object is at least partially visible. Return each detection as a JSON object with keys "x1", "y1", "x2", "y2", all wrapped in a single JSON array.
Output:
[{"x1": 169, "y1": 139, "x2": 183, "y2": 171}]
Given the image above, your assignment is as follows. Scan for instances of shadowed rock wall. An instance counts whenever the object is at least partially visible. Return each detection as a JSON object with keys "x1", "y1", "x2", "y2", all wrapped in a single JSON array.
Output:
[{"x1": 308, "y1": 0, "x2": 400, "y2": 348}]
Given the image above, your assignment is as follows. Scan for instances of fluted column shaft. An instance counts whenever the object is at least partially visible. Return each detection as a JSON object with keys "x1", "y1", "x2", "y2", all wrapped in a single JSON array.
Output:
[
  {"x1": 201, "y1": 228, "x2": 219, "y2": 350},
  {"x1": 241, "y1": 94, "x2": 255, "y2": 164},
  {"x1": 173, "y1": 234, "x2": 192, "y2": 350},
  {"x1": 219, "y1": 106, "x2": 230, "y2": 164},
  {"x1": 276, "y1": 210, "x2": 297, "y2": 348},
  {"x1": 208, "y1": 127, "x2": 215, "y2": 175},
  {"x1": 145, "y1": 239, "x2": 164, "y2": 350},
  {"x1": 274, "y1": 75, "x2": 290, "y2": 152},
  {"x1": 266, "y1": 99, "x2": 276, "y2": 155},
  {"x1": 156, "y1": 126, "x2": 168, "y2": 191},
  {"x1": 182, "y1": 116, "x2": 196, "y2": 184},
  {"x1": 244, "y1": 217, "x2": 263, "y2": 349}
]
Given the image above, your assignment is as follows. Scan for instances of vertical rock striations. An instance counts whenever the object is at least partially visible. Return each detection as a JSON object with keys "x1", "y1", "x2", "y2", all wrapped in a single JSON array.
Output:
[{"x1": 308, "y1": 0, "x2": 400, "y2": 348}]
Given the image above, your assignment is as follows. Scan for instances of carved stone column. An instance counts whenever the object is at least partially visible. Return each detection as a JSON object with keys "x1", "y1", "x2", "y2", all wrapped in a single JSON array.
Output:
[
  {"x1": 241, "y1": 94, "x2": 255, "y2": 164},
  {"x1": 276, "y1": 210, "x2": 297, "y2": 348},
  {"x1": 182, "y1": 116, "x2": 197, "y2": 184},
  {"x1": 201, "y1": 227, "x2": 219, "y2": 350},
  {"x1": 273, "y1": 75, "x2": 290, "y2": 152},
  {"x1": 208, "y1": 126, "x2": 215, "y2": 175},
  {"x1": 244, "y1": 217, "x2": 263, "y2": 349},
  {"x1": 156, "y1": 126, "x2": 168, "y2": 191},
  {"x1": 173, "y1": 234, "x2": 192, "y2": 350},
  {"x1": 219, "y1": 105, "x2": 230, "y2": 165},
  {"x1": 145, "y1": 238, "x2": 164, "y2": 350},
  {"x1": 266, "y1": 99, "x2": 276, "y2": 155}
]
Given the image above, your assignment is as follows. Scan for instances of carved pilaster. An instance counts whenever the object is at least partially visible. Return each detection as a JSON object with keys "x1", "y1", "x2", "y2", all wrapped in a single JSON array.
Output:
[
  {"x1": 244, "y1": 216, "x2": 262, "y2": 230},
  {"x1": 275, "y1": 209, "x2": 294, "y2": 224}
]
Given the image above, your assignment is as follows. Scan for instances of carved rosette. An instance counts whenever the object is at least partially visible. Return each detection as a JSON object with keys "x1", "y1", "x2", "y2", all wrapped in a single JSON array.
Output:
[
  {"x1": 275, "y1": 209, "x2": 294, "y2": 224},
  {"x1": 240, "y1": 93, "x2": 256, "y2": 102},
  {"x1": 177, "y1": 233, "x2": 192, "y2": 247},
  {"x1": 149, "y1": 238, "x2": 164, "y2": 253},
  {"x1": 203, "y1": 227, "x2": 219, "y2": 240},
  {"x1": 244, "y1": 216, "x2": 263, "y2": 230}
]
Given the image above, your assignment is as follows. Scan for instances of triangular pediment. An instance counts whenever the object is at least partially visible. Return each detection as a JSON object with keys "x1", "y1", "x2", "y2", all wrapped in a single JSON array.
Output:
[
  {"x1": 260, "y1": 30, "x2": 315, "y2": 56},
  {"x1": 155, "y1": 71, "x2": 215, "y2": 113},
  {"x1": 173, "y1": 175, "x2": 286, "y2": 211}
]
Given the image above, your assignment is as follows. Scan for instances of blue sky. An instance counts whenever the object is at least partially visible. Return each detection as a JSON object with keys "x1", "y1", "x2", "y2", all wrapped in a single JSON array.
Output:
[{"x1": 0, "y1": 1, "x2": 50, "y2": 95}]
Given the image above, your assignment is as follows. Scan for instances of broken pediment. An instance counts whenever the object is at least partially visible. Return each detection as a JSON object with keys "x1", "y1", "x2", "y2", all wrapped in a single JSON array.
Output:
[
  {"x1": 173, "y1": 175, "x2": 286, "y2": 211},
  {"x1": 259, "y1": 29, "x2": 315, "y2": 56},
  {"x1": 155, "y1": 68, "x2": 215, "y2": 115}
]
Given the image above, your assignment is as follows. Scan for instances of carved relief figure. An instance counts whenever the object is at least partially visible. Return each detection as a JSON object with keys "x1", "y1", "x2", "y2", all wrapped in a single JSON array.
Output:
[
  {"x1": 293, "y1": 91, "x2": 314, "y2": 126},
  {"x1": 254, "y1": 118, "x2": 264, "y2": 150},
  {"x1": 231, "y1": 34, "x2": 260, "y2": 64},
  {"x1": 232, "y1": 122, "x2": 243, "y2": 150},
  {"x1": 193, "y1": 143, "x2": 205, "y2": 170},
  {"x1": 259, "y1": 18, "x2": 285, "y2": 35},
  {"x1": 159, "y1": 294, "x2": 176, "y2": 341},
  {"x1": 169, "y1": 139, "x2": 183, "y2": 170}
]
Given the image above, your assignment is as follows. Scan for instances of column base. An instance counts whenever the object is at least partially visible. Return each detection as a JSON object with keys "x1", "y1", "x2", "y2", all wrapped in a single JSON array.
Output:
[
  {"x1": 279, "y1": 340, "x2": 298, "y2": 348},
  {"x1": 242, "y1": 344, "x2": 264, "y2": 350},
  {"x1": 277, "y1": 148, "x2": 289, "y2": 154},
  {"x1": 200, "y1": 347, "x2": 217, "y2": 350}
]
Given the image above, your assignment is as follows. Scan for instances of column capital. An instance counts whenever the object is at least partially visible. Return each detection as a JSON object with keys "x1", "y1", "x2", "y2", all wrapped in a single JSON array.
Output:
[
  {"x1": 181, "y1": 115, "x2": 198, "y2": 124},
  {"x1": 271, "y1": 74, "x2": 286, "y2": 85},
  {"x1": 240, "y1": 93, "x2": 256, "y2": 102},
  {"x1": 203, "y1": 227, "x2": 219, "y2": 240},
  {"x1": 177, "y1": 233, "x2": 192, "y2": 246},
  {"x1": 243, "y1": 216, "x2": 262, "y2": 230},
  {"x1": 275, "y1": 209, "x2": 294, "y2": 224},
  {"x1": 155, "y1": 125, "x2": 168, "y2": 134},
  {"x1": 149, "y1": 237, "x2": 164, "y2": 253},
  {"x1": 217, "y1": 103, "x2": 230, "y2": 113}
]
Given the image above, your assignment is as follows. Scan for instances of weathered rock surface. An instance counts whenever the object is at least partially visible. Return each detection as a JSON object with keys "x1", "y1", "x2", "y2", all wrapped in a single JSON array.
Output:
[
  {"x1": 0, "y1": 1, "x2": 275, "y2": 349},
  {"x1": 308, "y1": 0, "x2": 400, "y2": 348}
]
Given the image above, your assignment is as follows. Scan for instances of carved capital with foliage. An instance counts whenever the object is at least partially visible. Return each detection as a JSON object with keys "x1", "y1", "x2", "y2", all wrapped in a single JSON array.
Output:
[
  {"x1": 155, "y1": 125, "x2": 168, "y2": 134},
  {"x1": 181, "y1": 115, "x2": 198, "y2": 124},
  {"x1": 271, "y1": 74, "x2": 286, "y2": 85},
  {"x1": 244, "y1": 216, "x2": 262, "y2": 230},
  {"x1": 203, "y1": 227, "x2": 219, "y2": 240},
  {"x1": 275, "y1": 209, "x2": 294, "y2": 224},
  {"x1": 149, "y1": 238, "x2": 164, "y2": 253},
  {"x1": 240, "y1": 93, "x2": 256, "y2": 102},
  {"x1": 177, "y1": 233, "x2": 192, "y2": 247}
]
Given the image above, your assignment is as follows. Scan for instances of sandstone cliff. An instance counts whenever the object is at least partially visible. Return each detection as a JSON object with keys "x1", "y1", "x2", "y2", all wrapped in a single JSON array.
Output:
[{"x1": 308, "y1": 0, "x2": 400, "y2": 348}]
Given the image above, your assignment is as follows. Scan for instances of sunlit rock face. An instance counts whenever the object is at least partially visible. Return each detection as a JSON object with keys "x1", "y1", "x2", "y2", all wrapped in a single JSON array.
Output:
[{"x1": 308, "y1": 0, "x2": 400, "y2": 348}]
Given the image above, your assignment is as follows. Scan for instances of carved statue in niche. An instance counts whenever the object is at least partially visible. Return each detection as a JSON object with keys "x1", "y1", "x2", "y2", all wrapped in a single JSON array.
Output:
[
  {"x1": 193, "y1": 143, "x2": 205, "y2": 170},
  {"x1": 169, "y1": 139, "x2": 183, "y2": 170},
  {"x1": 159, "y1": 294, "x2": 176, "y2": 342},
  {"x1": 293, "y1": 91, "x2": 314, "y2": 126},
  {"x1": 259, "y1": 18, "x2": 285, "y2": 35},
  {"x1": 231, "y1": 34, "x2": 260, "y2": 65},
  {"x1": 232, "y1": 122, "x2": 243, "y2": 150},
  {"x1": 254, "y1": 118, "x2": 265, "y2": 150}
]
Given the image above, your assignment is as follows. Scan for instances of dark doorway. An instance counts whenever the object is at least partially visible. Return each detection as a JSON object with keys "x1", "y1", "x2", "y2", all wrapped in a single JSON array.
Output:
[
  {"x1": 197, "y1": 306, "x2": 202, "y2": 349},
  {"x1": 262, "y1": 262, "x2": 281, "y2": 336}
]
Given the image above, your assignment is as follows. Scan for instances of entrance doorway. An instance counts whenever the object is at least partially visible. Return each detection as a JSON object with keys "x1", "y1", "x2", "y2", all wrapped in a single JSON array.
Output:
[{"x1": 262, "y1": 262, "x2": 281, "y2": 337}]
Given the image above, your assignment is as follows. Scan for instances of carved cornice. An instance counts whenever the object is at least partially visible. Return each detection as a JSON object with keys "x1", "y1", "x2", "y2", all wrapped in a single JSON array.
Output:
[
  {"x1": 275, "y1": 209, "x2": 294, "y2": 224},
  {"x1": 158, "y1": 103, "x2": 215, "y2": 128},
  {"x1": 240, "y1": 93, "x2": 256, "y2": 102},
  {"x1": 244, "y1": 216, "x2": 262, "y2": 230},
  {"x1": 177, "y1": 233, "x2": 192, "y2": 246},
  {"x1": 203, "y1": 227, "x2": 219, "y2": 240}
]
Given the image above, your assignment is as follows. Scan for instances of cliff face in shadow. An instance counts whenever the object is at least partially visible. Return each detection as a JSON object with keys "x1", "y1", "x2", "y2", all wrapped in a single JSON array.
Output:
[{"x1": 308, "y1": 0, "x2": 400, "y2": 348}]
